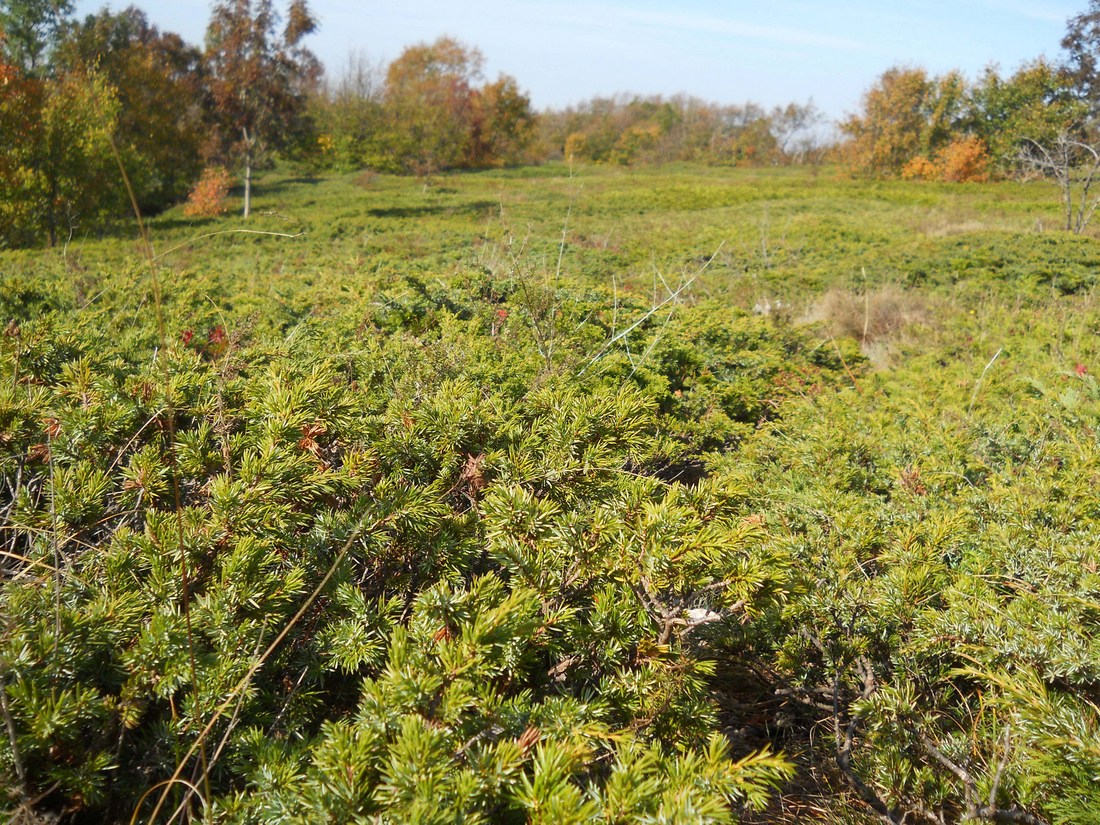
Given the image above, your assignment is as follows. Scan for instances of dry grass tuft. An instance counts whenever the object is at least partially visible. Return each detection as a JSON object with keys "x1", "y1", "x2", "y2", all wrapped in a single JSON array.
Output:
[{"x1": 805, "y1": 285, "x2": 926, "y2": 352}]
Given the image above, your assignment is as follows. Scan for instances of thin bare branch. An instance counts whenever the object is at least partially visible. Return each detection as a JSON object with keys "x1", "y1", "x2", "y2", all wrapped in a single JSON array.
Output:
[{"x1": 579, "y1": 242, "x2": 724, "y2": 376}]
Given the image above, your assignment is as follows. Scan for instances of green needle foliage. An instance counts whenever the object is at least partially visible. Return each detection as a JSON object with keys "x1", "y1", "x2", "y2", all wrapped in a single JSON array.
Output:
[{"x1": 2, "y1": 163, "x2": 1100, "y2": 823}]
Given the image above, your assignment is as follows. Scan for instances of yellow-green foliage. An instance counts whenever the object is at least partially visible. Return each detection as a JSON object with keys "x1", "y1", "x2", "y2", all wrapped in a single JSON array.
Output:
[{"x1": 1, "y1": 164, "x2": 1100, "y2": 823}]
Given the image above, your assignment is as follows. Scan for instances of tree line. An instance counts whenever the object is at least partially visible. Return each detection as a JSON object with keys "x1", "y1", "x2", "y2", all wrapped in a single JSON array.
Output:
[
  {"x1": 5, "y1": 0, "x2": 1100, "y2": 246},
  {"x1": 839, "y1": 61, "x2": 1085, "y2": 182},
  {"x1": 0, "y1": 0, "x2": 325, "y2": 243},
  {"x1": 837, "y1": 4, "x2": 1100, "y2": 183}
]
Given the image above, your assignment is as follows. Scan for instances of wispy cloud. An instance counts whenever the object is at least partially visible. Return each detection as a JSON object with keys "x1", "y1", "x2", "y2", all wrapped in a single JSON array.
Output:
[
  {"x1": 972, "y1": 0, "x2": 1075, "y2": 25},
  {"x1": 616, "y1": 8, "x2": 868, "y2": 51},
  {"x1": 496, "y1": 1, "x2": 867, "y2": 52}
]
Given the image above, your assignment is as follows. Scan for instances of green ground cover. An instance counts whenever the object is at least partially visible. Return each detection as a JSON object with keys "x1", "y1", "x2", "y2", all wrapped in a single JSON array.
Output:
[{"x1": 3, "y1": 164, "x2": 1100, "y2": 823}]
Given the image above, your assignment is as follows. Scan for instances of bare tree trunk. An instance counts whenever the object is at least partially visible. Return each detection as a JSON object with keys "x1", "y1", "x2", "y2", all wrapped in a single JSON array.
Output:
[
  {"x1": 1019, "y1": 133, "x2": 1100, "y2": 235},
  {"x1": 244, "y1": 157, "x2": 252, "y2": 220},
  {"x1": 242, "y1": 126, "x2": 253, "y2": 220}
]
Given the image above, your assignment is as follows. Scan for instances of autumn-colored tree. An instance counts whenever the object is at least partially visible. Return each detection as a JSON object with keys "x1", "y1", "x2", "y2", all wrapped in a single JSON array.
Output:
[
  {"x1": 662, "y1": 95, "x2": 727, "y2": 162},
  {"x1": 0, "y1": 59, "x2": 44, "y2": 246},
  {"x1": 468, "y1": 73, "x2": 535, "y2": 167},
  {"x1": 840, "y1": 67, "x2": 966, "y2": 177},
  {"x1": 55, "y1": 7, "x2": 206, "y2": 213},
  {"x1": 899, "y1": 154, "x2": 938, "y2": 181},
  {"x1": 937, "y1": 135, "x2": 990, "y2": 182},
  {"x1": 610, "y1": 123, "x2": 661, "y2": 165},
  {"x1": 547, "y1": 95, "x2": 624, "y2": 163},
  {"x1": 900, "y1": 137, "x2": 989, "y2": 183},
  {"x1": 380, "y1": 36, "x2": 483, "y2": 175},
  {"x1": 183, "y1": 165, "x2": 234, "y2": 217},
  {"x1": 0, "y1": 0, "x2": 72, "y2": 74},
  {"x1": 541, "y1": 94, "x2": 796, "y2": 168},
  {"x1": 0, "y1": 65, "x2": 121, "y2": 246},
  {"x1": 369, "y1": 37, "x2": 536, "y2": 174},
  {"x1": 719, "y1": 112, "x2": 780, "y2": 166},
  {"x1": 204, "y1": 0, "x2": 320, "y2": 218}
]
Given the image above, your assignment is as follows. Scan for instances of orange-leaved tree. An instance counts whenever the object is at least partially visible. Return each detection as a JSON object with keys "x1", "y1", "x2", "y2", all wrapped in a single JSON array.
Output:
[
  {"x1": 469, "y1": 73, "x2": 536, "y2": 167},
  {"x1": 902, "y1": 136, "x2": 990, "y2": 183}
]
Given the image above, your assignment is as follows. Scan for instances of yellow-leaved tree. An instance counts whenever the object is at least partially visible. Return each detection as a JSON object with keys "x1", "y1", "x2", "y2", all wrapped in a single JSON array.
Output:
[{"x1": 840, "y1": 66, "x2": 966, "y2": 178}]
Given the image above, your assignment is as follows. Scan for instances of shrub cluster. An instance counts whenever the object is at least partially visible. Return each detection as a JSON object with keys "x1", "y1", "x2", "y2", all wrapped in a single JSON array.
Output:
[
  {"x1": 4, "y1": 164, "x2": 1100, "y2": 824},
  {"x1": 182, "y1": 167, "x2": 235, "y2": 218},
  {"x1": 901, "y1": 136, "x2": 990, "y2": 183},
  {"x1": 0, "y1": 259, "x2": 856, "y2": 821}
]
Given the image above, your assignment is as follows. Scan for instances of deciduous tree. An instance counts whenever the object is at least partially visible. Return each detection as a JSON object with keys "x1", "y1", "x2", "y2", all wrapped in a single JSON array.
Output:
[
  {"x1": 0, "y1": 59, "x2": 44, "y2": 246},
  {"x1": 0, "y1": 64, "x2": 120, "y2": 246},
  {"x1": 469, "y1": 73, "x2": 535, "y2": 167},
  {"x1": 0, "y1": 0, "x2": 72, "y2": 75},
  {"x1": 541, "y1": 94, "x2": 795, "y2": 168},
  {"x1": 1063, "y1": 0, "x2": 1100, "y2": 112},
  {"x1": 1018, "y1": 131, "x2": 1100, "y2": 233},
  {"x1": 840, "y1": 67, "x2": 965, "y2": 178},
  {"x1": 204, "y1": 0, "x2": 320, "y2": 218},
  {"x1": 306, "y1": 50, "x2": 387, "y2": 170},
  {"x1": 381, "y1": 36, "x2": 483, "y2": 175},
  {"x1": 768, "y1": 100, "x2": 824, "y2": 163},
  {"x1": 55, "y1": 6, "x2": 205, "y2": 213},
  {"x1": 965, "y1": 60, "x2": 1085, "y2": 170}
]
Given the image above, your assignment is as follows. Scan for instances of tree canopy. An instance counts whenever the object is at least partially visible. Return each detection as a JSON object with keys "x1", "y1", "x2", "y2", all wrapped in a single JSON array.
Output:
[
  {"x1": 1063, "y1": 0, "x2": 1100, "y2": 111},
  {"x1": 0, "y1": 3, "x2": 1098, "y2": 234},
  {"x1": 204, "y1": 0, "x2": 320, "y2": 217},
  {"x1": 0, "y1": 0, "x2": 72, "y2": 74}
]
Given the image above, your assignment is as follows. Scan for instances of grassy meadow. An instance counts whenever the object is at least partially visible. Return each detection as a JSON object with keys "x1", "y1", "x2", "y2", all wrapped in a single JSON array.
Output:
[{"x1": 3, "y1": 163, "x2": 1100, "y2": 823}]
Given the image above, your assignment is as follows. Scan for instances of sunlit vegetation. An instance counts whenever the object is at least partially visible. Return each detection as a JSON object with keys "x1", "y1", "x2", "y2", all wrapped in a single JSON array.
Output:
[
  {"x1": 3, "y1": 155, "x2": 1100, "y2": 824},
  {"x1": 6, "y1": 1, "x2": 1100, "y2": 823},
  {"x1": 5, "y1": 1, "x2": 1100, "y2": 248}
]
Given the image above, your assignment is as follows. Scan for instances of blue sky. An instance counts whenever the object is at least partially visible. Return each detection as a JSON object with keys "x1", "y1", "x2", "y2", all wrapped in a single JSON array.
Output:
[{"x1": 73, "y1": 0, "x2": 1081, "y2": 118}]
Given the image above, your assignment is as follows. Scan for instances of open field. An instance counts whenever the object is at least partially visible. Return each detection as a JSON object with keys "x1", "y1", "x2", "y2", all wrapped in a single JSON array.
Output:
[{"x1": 3, "y1": 164, "x2": 1100, "y2": 823}]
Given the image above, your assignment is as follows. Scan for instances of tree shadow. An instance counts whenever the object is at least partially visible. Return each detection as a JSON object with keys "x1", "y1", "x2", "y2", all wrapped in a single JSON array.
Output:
[
  {"x1": 365, "y1": 200, "x2": 497, "y2": 219},
  {"x1": 249, "y1": 176, "x2": 321, "y2": 196}
]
